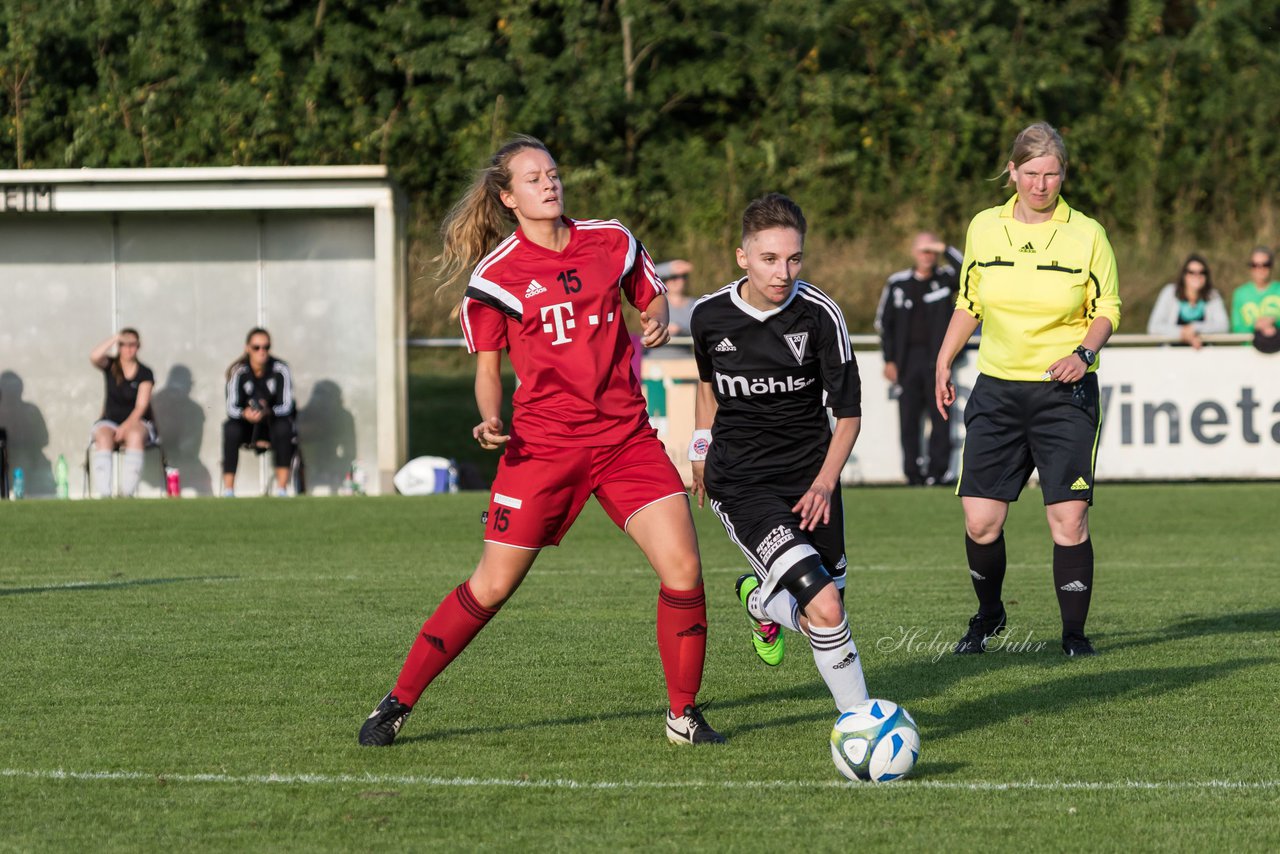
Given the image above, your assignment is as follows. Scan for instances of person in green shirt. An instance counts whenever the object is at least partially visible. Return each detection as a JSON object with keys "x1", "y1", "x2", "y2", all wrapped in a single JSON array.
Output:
[{"x1": 1230, "y1": 247, "x2": 1280, "y2": 346}]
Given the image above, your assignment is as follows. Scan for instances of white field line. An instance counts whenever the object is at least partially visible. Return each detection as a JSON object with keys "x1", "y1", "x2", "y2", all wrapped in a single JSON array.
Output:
[{"x1": 2, "y1": 768, "x2": 1276, "y2": 793}]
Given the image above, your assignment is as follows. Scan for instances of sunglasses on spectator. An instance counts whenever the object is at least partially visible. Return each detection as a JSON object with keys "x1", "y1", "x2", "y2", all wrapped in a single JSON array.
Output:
[
  {"x1": 249, "y1": 343, "x2": 271, "y2": 351},
  {"x1": 1249, "y1": 261, "x2": 1272, "y2": 269},
  {"x1": 1185, "y1": 268, "x2": 1207, "y2": 275}
]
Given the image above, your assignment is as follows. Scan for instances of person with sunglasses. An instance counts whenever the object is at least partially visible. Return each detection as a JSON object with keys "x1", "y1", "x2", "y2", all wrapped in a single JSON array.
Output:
[
  {"x1": 88, "y1": 328, "x2": 157, "y2": 497},
  {"x1": 647, "y1": 259, "x2": 695, "y2": 359},
  {"x1": 1146, "y1": 254, "x2": 1228, "y2": 349},
  {"x1": 1229, "y1": 248, "x2": 1280, "y2": 348},
  {"x1": 222, "y1": 327, "x2": 295, "y2": 497}
]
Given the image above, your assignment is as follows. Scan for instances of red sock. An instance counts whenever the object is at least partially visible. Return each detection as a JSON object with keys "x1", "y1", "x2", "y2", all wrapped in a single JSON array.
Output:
[
  {"x1": 392, "y1": 582, "x2": 499, "y2": 707},
  {"x1": 656, "y1": 583, "x2": 707, "y2": 714}
]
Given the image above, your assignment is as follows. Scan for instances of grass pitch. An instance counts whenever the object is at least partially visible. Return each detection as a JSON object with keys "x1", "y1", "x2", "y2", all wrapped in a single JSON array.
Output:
[{"x1": 1, "y1": 484, "x2": 1277, "y2": 851}]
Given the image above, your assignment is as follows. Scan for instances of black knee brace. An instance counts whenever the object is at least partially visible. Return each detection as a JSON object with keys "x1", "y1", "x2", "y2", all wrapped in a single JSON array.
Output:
[{"x1": 778, "y1": 558, "x2": 833, "y2": 610}]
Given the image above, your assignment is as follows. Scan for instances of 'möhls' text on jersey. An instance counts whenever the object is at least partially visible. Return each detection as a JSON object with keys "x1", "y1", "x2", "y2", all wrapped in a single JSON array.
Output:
[{"x1": 691, "y1": 278, "x2": 861, "y2": 492}]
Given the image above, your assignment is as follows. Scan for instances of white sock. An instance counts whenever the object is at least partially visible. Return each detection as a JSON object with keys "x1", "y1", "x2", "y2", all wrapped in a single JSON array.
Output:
[
  {"x1": 760, "y1": 590, "x2": 801, "y2": 633},
  {"x1": 120, "y1": 449, "x2": 145, "y2": 496},
  {"x1": 808, "y1": 616, "x2": 869, "y2": 712},
  {"x1": 744, "y1": 583, "x2": 766, "y2": 620},
  {"x1": 91, "y1": 450, "x2": 114, "y2": 498}
]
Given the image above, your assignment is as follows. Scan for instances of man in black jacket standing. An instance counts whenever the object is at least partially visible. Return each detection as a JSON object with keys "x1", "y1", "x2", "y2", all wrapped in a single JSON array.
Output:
[{"x1": 875, "y1": 233, "x2": 961, "y2": 485}]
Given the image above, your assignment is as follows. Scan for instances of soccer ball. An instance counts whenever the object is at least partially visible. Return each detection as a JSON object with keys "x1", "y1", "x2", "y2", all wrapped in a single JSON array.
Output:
[{"x1": 830, "y1": 699, "x2": 920, "y2": 782}]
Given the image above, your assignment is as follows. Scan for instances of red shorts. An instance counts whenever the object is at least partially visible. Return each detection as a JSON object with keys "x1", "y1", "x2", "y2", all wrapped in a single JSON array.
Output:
[{"x1": 485, "y1": 429, "x2": 687, "y2": 549}]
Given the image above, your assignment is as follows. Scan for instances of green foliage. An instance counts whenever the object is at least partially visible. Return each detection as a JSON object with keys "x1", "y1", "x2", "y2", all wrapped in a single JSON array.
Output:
[{"x1": 3, "y1": 1, "x2": 1279, "y2": 326}]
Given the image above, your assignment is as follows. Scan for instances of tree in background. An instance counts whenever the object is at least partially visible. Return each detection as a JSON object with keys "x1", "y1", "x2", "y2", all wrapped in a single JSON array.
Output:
[{"x1": 3, "y1": 0, "x2": 1279, "y2": 328}]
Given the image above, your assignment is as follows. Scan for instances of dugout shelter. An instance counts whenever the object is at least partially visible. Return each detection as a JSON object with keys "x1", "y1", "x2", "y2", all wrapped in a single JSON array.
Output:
[{"x1": 0, "y1": 166, "x2": 407, "y2": 497}]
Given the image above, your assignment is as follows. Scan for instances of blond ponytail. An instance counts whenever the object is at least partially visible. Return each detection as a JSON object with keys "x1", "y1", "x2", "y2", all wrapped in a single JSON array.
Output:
[{"x1": 435, "y1": 135, "x2": 552, "y2": 294}]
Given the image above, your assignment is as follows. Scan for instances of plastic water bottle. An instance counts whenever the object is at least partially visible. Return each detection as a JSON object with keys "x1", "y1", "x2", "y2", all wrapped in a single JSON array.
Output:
[
  {"x1": 55, "y1": 455, "x2": 69, "y2": 499},
  {"x1": 339, "y1": 469, "x2": 354, "y2": 496},
  {"x1": 12, "y1": 467, "x2": 24, "y2": 499},
  {"x1": 165, "y1": 467, "x2": 181, "y2": 497},
  {"x1": 351, "y1": 460, "x2": 367, "y2": 495}
]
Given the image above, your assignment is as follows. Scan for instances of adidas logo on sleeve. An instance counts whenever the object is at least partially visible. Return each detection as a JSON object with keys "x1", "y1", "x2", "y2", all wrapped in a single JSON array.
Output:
[{"x1": 714, "y1": 338, "x2": 737, "y2": 352}]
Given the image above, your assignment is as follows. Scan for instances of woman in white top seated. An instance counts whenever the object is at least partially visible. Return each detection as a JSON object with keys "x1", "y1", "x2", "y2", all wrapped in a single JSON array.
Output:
[{"x1": 1146, "y1": 253, "x2": 1229, "y2": 348}]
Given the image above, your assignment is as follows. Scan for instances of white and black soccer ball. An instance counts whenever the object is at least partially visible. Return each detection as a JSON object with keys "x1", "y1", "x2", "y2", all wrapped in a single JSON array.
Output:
[{"x1": 830, "y1": 699, "x2": 920, "y2": 783}]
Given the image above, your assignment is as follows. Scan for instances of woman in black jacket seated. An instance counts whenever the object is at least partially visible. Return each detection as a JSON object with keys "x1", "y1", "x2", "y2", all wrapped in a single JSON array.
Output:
[{"x1": 223, "y1": 327, "x2": 296, "y2": 497}]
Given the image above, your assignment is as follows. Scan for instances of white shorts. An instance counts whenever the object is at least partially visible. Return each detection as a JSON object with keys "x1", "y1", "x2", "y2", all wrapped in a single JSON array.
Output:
[{"x1": 91, "y1": 419, "x2": 159, "y2": 448}]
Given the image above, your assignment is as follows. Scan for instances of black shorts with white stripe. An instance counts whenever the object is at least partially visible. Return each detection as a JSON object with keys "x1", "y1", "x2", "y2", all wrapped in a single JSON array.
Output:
[{"x1": 708, "y1": 485, "x2": 847, "y2": 606}]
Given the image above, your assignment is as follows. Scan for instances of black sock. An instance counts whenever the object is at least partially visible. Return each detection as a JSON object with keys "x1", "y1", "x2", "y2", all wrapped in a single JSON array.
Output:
[
  {"x1": 1053, "y1": 539, "x2": 1094, "y2": 636},
  {"x1": 965, "y1": 533, "x2": 1006, "y2": 617}
]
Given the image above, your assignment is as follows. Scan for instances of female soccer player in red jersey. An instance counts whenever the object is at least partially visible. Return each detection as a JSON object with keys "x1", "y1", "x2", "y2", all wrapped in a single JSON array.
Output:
[{"x1": 358, "y1": 136, "x2": 723, "y2": 747}]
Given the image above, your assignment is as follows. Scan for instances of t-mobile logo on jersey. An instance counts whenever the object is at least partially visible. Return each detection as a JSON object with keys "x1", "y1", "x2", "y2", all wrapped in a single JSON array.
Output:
[
  {"x1": 541, "y1": 301, "x2": 577, "y2": 345},
  {"x1": 540, "y1": 301, "x2": 617, "y2": 345}
]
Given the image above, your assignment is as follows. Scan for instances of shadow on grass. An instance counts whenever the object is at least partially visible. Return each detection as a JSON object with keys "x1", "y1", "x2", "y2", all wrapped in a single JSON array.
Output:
[
  {"x1": 925, "y1": 657, "x2": 1269, "y2": 742},
  {"x1": 380, "y1": 611, "x2": 1277, "y2": 753},
  {"x1": 0, "y1": 575, "x2": 239, "y2": 597},
  {"x1": 393, "y1": 681, "x2": 836, "y2": 746},
  {"x1": 1102, "y1": 609, "x2": 1280, "y2": 653},
  {"x1": 391, "y1": 647, "x2": 1269, "y2": 747}
]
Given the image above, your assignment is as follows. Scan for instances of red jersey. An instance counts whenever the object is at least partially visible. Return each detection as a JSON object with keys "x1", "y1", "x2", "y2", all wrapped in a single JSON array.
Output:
[{"x1": 460, "y1": 217, "x2": 666, "y2": 446}]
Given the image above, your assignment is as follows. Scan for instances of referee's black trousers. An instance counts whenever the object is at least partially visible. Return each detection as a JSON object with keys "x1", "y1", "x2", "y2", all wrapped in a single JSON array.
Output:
[{"x1": 898, "y1": 354, "x2": 952, "y2": 483}]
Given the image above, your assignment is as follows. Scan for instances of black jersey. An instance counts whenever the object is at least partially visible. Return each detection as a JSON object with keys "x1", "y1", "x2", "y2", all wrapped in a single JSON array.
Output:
[
  {"x1": 875, "y1": 245, "x2": 962, "y2": 369},
  {"x1": 100, "y1": 359, "x2": 155, "y2": 423},
  {"x1": 691, "y1": 278, "x2": 861, "y2": 493},
  {"x1": 226, "y1": 357, "x2": 295, "y2": 420}
]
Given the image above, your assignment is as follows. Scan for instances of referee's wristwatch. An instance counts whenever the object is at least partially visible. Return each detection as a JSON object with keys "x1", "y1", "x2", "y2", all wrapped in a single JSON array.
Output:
[{"x1": 1074, "y1": 345, "x2": 1096, "y2": 367}]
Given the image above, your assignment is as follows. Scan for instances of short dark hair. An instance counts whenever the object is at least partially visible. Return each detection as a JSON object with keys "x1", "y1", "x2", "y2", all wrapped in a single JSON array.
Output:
[{"x1": 741, "y1": 193, "x2": 807, "y2": 243}]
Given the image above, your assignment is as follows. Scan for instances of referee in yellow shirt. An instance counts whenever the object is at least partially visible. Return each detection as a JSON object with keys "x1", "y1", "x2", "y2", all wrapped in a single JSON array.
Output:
[{"x1": 935, "y1": 122, "x2": 1121, "y2": 657}]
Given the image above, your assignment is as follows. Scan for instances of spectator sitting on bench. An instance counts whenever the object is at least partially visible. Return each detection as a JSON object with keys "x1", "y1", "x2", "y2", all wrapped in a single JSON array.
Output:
[
  {"x1": 223, "y1": 327, "x2": 296, "y2": 497},
  {"x1": 89, "y1": 328, "x2": 157, "y2": 498}
]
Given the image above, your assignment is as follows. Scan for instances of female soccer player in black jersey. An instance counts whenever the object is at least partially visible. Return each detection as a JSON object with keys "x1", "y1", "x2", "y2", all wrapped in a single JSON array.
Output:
[
  {"x1": 88, "y1": 328, "x2": 157, "y2": 498},
  {"x1": 689, "y1": 193, "x2": 870, "y2": 712}
]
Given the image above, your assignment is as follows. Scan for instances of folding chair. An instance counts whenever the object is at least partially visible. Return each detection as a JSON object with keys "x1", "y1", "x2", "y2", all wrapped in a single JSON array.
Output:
[
  {"x1": 236, "y1": 417, "x2": 305, "y2": 496},
  {"x1": 82, "y1": 434, "x2": 169, "y2": 498}
]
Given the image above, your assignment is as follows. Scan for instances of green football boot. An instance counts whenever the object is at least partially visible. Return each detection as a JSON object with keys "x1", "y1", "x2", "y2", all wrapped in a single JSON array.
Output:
[{"x1": 735, "y1": 574, "x2": 784, "y2": 666}]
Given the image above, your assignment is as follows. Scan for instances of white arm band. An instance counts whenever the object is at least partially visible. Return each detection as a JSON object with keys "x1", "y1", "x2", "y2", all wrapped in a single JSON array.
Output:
[{"x1": 688, "y1": 429, "x2": 713, "y2": 462}]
